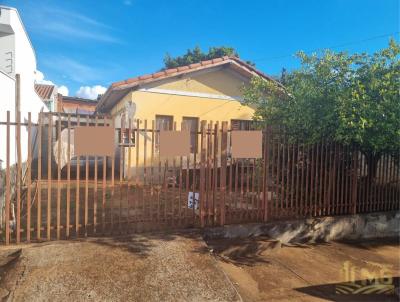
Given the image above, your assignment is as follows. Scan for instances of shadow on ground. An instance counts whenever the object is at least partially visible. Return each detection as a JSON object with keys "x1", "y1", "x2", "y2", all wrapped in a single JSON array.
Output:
[
  {"x1": 295, "y1": 277, "x2": 399, "y2": 302},
  {"x1": 83, "y1": 229, "x2": 206, "y2": 258}
]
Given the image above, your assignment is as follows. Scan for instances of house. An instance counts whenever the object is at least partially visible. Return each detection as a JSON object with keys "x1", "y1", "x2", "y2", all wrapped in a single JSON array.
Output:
[
  {"x1": 0, "y1": 6, "x2": 48, "y2": 166},
  {"x1": 35, "y1": 84, "x2": 58, "y2": 112},
  {"x1": 57, "y1": 95, "x2": 98, "y2": 115},
  {"x1": 97, "y1": 56, "x2": 277, "y2": 174}
]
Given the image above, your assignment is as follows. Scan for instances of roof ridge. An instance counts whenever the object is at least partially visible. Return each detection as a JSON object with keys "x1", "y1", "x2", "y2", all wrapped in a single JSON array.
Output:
[{"x1": 111, "y1": 56, "x2": 232, "y2": 88}]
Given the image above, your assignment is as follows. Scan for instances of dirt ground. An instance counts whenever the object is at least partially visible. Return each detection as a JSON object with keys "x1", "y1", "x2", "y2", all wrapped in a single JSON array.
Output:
[
  {"x1": 0, "y1": 232, "x2": 239, "y2": 302},
  {"x1": 0, "y1": 233, "x2": 398, "y2": 302},
  {"x1": 207, "y1": 236, "x2": 400, "y2": 302}
]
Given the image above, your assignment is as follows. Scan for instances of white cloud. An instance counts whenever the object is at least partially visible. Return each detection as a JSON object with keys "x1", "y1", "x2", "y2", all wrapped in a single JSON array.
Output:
[
  {"x1": 34, "y1": 70, "x2": 54, "y2": 85},
  {"x1": 76, "y1": 85, "x2": 107, "y2": 99},
  {"x1": 34, "y1": 70, "x2": 69, "y2": 96},
  {"x1": 58, "y1": 85, "x2": 69, "y2": 96}
]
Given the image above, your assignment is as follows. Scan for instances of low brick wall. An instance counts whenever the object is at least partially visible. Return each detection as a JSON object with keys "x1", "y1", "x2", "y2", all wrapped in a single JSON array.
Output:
[{"x1": 204, "y1": 211, "x2": 400, "y2": 244}]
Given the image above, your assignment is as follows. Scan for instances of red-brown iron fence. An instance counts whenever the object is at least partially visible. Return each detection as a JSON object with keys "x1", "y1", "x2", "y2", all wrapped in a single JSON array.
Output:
[{"x1": 0, "y1": 112, "x2": 399, "y2": 244}]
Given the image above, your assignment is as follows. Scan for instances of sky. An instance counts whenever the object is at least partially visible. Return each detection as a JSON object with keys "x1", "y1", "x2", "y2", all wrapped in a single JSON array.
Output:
[{"x1": 3, "y1": 0, "x2": 399, "y2": 99}]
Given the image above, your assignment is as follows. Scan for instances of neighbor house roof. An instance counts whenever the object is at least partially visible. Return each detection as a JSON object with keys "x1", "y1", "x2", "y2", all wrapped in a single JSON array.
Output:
[
  {"x1": 34, "y1": 84, "x2": 55, "y2": 100},
  {"x1": 96, "y1": 56, "x2": 283, "y2": 113},
  {"x1": 61, "y1": 96, "x2": 98, "y2": 104}
]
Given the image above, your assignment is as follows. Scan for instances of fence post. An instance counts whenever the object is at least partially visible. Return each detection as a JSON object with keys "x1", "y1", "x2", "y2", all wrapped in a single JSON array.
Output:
[
  {"x1": 351, "y1": 147, "x2": 358, "y2": 215},
  {"x1": 263, "y1": 126, "x2": 269, "y2": 221},
  {"x1": 5, "y1": 111, "x2": 10, "y2": 245},
  {"x1": 199, "y1": 121, "x2": 207, "y2": 227},
  {"x1": 16, "y1": 111, "x2": 21, "y2": 244},
  {"x1": 220, "y1": 122, "x2": 228, "y2": 226}
]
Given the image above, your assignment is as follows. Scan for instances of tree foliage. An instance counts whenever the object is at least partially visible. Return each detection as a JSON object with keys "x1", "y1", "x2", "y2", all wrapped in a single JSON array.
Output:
[
  {"x1": 163, "y1": 46, "x2": 254, "y2": 69},
  {"x1": 243, "y1": 39, "x2": 400, "y2": 159}
]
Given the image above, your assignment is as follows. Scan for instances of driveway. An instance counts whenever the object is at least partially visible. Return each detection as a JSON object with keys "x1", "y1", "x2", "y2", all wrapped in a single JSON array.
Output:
[
  {"x1": 0, "y1": 233, "x2": 398, "y2": 302},
  {"x1": 0, "y1": 232, "x2": 239, "y2": 302}
]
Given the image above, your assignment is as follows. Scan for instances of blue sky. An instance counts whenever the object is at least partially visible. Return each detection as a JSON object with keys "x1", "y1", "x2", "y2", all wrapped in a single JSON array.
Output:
[{"x1": 3, "y1": 0, "x2": 399, "y2": 99}]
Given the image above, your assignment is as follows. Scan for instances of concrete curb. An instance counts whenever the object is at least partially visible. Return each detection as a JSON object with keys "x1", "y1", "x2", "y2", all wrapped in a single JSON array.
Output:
[{"x1": 204, "y1": 211, "x2": 400, "y2": 244}]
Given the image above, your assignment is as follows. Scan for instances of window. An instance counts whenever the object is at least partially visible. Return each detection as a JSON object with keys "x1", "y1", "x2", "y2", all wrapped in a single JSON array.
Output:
[
  {"x1": 118, "y1": 129, "x2": 135, "y2": 146},
  {"x1": 156, "y1": 115, "x2": 173, "y2": 131},
  {"x1": 155, "y1": 115, "x2": 173, "y2": 151},
  {"x1": 182, "y1": 117, "x2": 199, "y2": 153},
  {"x1": 231, "y1": 119, "x2": 255, "y2": 130}
]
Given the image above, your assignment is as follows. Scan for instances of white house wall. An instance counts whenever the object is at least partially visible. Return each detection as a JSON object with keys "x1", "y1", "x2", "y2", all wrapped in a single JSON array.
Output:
[{"x1": 0, "y1": 6, "x2": 47, "y2": 166}]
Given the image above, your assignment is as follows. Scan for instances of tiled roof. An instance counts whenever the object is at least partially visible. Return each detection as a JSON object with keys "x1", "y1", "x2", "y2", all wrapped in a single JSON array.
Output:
[
  {"x1": 35, "y1": 84, "x2": 55, "y2": 100},
  {"x1": 110, "y1": 56, "x2": 276, "y2": 88},
  {"x1": 61, "y1": 96, "x2": 98, "y2": 104},
  {"x1": 97, "y1": 56, "x2": 283, "y2": 112}
]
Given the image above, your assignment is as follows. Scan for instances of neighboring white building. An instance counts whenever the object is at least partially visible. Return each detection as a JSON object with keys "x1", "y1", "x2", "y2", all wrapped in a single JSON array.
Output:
[{"x1": 0, "y1": 5, "x2": 48, "y2": 165}]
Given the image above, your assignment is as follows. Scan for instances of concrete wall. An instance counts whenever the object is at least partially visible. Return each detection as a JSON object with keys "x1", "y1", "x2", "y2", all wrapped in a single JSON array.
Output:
[{"x1": 204, "y1": 211, "x2": 400, "y2": 243}]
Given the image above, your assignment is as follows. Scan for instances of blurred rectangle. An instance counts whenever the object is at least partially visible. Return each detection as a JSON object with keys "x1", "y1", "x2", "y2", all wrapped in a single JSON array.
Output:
[
  {"x1": 160, "y1": 130, "x2": 190, "y2": 157},
  {"x1": 231, "y1": 130, "x2": 262, "y2": 158},
  {"x1": 74, "y1": 126, "x2": 114, "y2": 156}
]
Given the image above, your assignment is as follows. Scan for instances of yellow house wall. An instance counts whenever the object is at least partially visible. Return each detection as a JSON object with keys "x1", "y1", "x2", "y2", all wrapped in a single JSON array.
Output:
[{"x1": 110, "y1": 68, "x2": 255, "y2": 175}]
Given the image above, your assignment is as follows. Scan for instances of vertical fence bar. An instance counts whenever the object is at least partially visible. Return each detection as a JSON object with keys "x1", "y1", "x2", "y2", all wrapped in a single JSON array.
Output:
[
  {"x1": 110, "y1": 119, "x2": 115, "y2": 234},
  {"x1": 75, "y1": 115, "x2": 80, "y2": 237},
  {"x1": 361, "y1": 153, "x2": 367, "y2": 213},
  {"x1": 351, "y1": 147, "x2": 358, "y2": 214},
  {"x1": 56, "y1": 114, "x2": 62, "y2": 240},
  {"x1": 220, "y1": 122, "x2": 228, "y2": 226},
  {"x1": 323, "y1": 143, "x2": 329, "y2": 215},
  {"x1": 47, "y1": 114, "x2": 52, "y2": 240},
  {"x1": 383, "y1": 154, "x2": 389, "y2": 211},
  {"x1": 37, "y1": 113, "x2": 43, "y2": 240},
  {"x1": 16, "y1": 111, "x2": 22, "y2": 243},
  {"x1": 119, "y1": 121, "x2": 124, "y2": 233},
  {"x1": 184, "y1": 123, "x2": 189, "y2": 225},
  {"x1": 144, "y1": 120, "x2": 148, "y2": 224},
  {"x1": 84, "y1": 116, "x2": 89, "y2": 236},
  {"x1": 318, "y1": 141, "x2": 324, "y2": 216},
  {"x1": 93, "y1": 116, "x2": 98, "y2": 233},
  {"x1": 171, "y1": 121, "x2": 177, "y2": 227},
  {"x1": 295, "y1": 142, "x2": 300, "y2": 216},
  {"x1": 285, "y1": 140, "x2": 290, "y2": 215},
  {"x1": 290, "y1": 142, "x2": 296, "y2": 213},
  {"x1": 263, "y1": 127, "x2": 269, "y2": 221},
  {"x1": 310, "y1": 144, "x2": 317, "y2": 217},
  {"x1": 331, "y1": 143, "x2": 337, "y2": 215},
  {"x1": 270, "y1": 130, "x2": 276, "y2": 219},
  {"x1": 102, "y1": 119, "x2": 107, "y2": 234},
  {"x1": 126, "y1": 119, "x2": 131, "y2": 231},
  {"x1": 5, "y1": 111, "x2": 10, "y2": 245},
  {"x1": 280, "y1": 134, "x2": 285, "y2": 215},
  {"x1": 66, "y1": 115, "x2": 71, "y2": 238},
  {"x1": 389, "y1": 155, "x2": 395, "y2": 210},
  {"x1": 376, "y1": 154, "x2": 382, "y2": 211},
  {"x1": 150, "y1": 121, "x2": 155, "y2": 225},
  {"x1": 178, "y1": 123, "x2": 183, "y2": 226},
  {"x1": 208, "y1": 122, "x2": 212, "y2": 225},
  {"x1": 299, "y1": 144, "x2": 305, "y2": 217},
  {"x1": 135, "y1": 119, "x2": 140, "y2": 229},
  {"x1": 27, "y1": 113, "x2": 32, "y2": 242},
  {"x1": 304, "y1": 145, "x2": 309, "y2": 216},
  {"x1": 228, "y1": 125, "x2": 233, "y2": 223},
  {"x1": 275, "y1": 132, "x2": 281, "y2": 217},
  {"x1": 199, "y1": 121, "x2": 206, "y2": 227},
  {"x1": 213, "y1": 122, "x2": 219, "y2": 224}
]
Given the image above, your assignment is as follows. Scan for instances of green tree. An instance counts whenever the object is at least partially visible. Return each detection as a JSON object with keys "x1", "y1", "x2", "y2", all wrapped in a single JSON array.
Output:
[
  {"x1": 163, "y1": 46, "x2": 254, "y2": 69},
  {"x1": 243, "y1": 39, "x2": 400, "y2": 176}
]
